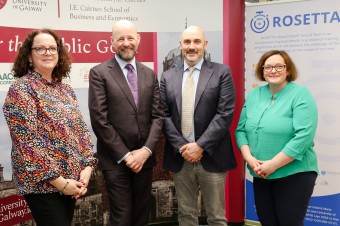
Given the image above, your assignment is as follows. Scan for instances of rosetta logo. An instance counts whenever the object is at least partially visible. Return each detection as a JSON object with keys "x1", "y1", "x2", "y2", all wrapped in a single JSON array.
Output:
[
  {"x1": 251, "y1": 11, "x2": 269, "y2": 33},
  {"x1": 0, "y1": 0, "x2": 7, "y2": 10}
]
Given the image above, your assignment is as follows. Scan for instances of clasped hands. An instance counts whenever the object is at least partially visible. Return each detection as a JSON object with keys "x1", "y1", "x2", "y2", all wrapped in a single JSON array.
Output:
[
  {"x1": 125, "y1": 147, "x2": 150, "y2": 173},
  {"x1": 180, "y1": 142, "x2": 204, "y2": 163},
  {"x1": 54, "y1": 166, "x2": 93, "y2": 199},
  {"x1": 246, "y1": 156, "x2": 276, "y2": 179}
]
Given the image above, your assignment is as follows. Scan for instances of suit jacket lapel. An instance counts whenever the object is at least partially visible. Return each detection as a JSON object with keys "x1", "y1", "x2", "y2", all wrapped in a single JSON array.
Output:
[
  {"x1": 136, "y1": 62, "x2": 144, "y2": 109},
  {"x1": 195, "y1": 60, "x2": 213, "y2": 109},
  {"x1": 173, "y1": 65, "x2": 184, "y2": 117},
  {"x1": 110, "y1": 58, "x2": 137, "y2": 110}
]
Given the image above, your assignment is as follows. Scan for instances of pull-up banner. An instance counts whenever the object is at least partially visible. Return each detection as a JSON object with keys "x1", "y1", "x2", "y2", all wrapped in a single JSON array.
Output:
[{"x1": 245, "y1": 0, "x2": 340, "y2": 225}]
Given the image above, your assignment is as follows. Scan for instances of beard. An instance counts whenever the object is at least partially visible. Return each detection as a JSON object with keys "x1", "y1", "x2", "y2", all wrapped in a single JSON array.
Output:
[{"x1": 115, "y1": 47, "x2": 137, "y2": 62}]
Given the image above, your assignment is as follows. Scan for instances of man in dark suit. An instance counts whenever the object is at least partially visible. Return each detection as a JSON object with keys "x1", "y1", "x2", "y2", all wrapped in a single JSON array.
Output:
[
  {"x1": 160, "y1": 26, "x2": 236, "y2": 226},
  {"x1": 88, "y1": 20, "x2": 163, "y2": 226}
]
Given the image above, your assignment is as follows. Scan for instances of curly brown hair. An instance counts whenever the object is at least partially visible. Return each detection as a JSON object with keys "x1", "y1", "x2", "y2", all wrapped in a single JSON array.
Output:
[
  {"x1": 255, "y1": 50, "x2": 298, "y2": 82},
  {"x1": 12, "y1": 28, "x2": 72, "y2": 82}
]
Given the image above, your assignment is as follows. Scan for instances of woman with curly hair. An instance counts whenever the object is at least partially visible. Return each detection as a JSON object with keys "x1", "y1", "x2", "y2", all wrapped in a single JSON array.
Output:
[{"x1": 2, "y1": 28, "x2": 97, "y2": 226}]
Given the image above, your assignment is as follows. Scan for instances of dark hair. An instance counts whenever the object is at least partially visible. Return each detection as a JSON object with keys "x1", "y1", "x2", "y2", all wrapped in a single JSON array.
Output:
[
  {"x1": 12, "y1": 28, "x2": 71, "y2": 82},
  {"x1": 255, "y1": 50, "x2": 298, "y2": 82}
]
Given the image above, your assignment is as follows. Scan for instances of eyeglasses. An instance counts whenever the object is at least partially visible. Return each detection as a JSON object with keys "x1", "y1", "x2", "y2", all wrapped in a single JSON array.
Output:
[
  {"x1": 263, "y1": 64, "x2": 286, "y2": 72},
  {"x1": 32, "y1": 46, "x2": 59, "y2": 55}
]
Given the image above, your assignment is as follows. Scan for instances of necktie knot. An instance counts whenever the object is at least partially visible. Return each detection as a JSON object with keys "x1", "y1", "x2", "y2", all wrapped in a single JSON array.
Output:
[
  {"x1": 188, "y1": 67, "x2": 195, "y2": 76},
  {"x1": 126, "y1": 64, "x2": 136, "y2": 72}
]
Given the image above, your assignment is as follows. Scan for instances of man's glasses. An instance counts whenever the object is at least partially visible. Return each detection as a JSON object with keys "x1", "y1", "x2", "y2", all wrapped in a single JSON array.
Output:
[
  {"x1": 263, "y1": 64, "x2": 286, "y2": 72},
  {"x1": 32, "y1": 46, "x2": 59, "y2": 55}
]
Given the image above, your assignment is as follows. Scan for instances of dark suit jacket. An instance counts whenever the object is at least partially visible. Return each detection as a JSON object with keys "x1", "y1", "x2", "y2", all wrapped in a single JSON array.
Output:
[
  {"x1": 160, "y1": 60, "x2": 236, "y2": 173},
  {"x1": 89, "y1": 57, "x2": 163, "y2": 170}
]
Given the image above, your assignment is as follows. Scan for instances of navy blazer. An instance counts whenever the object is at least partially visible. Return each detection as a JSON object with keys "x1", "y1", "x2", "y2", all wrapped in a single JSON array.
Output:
[
  {"x1": 89, "y1": 58, "x2": 164, "y2": 170},
  {"x1": 160, "y1": 60, "x2": 236, "y2": 173}
]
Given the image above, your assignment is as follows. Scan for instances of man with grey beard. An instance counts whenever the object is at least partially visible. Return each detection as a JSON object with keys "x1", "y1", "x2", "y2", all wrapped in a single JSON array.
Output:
[{"x1": 88, "y1": 20, "x2": 163, "y2": 226}]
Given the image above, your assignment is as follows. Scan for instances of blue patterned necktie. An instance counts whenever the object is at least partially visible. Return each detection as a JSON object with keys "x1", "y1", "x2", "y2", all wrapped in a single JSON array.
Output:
[{"x1": 125, "y1": 64, "x2": 138, "y2": 106}]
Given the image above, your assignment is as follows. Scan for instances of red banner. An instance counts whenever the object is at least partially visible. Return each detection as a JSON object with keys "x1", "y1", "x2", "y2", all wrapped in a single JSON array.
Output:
[
  {"x1": 0, "y1": 26, "x2": 155, "y2": 63},
  {"x1": 0, "y1": 195, "x2": 32, "y2": 226}
]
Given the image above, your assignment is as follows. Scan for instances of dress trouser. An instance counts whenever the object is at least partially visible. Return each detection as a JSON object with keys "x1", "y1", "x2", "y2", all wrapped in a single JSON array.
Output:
[
  {"x1": 253, "y1": 171, "x2": 317, "y2": 226},
  {"x1": 103, "y1": 164, "x2": 153, "y2": 226},
  {"x1": 24, "y1": 192, "x2": 76, "y2": 226}
]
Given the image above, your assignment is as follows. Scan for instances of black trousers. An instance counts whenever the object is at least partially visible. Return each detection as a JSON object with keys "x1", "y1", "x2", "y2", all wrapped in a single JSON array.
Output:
[
  {"x1": 103, "y1": 165, "x2": 153, "y2": 226},
  {"x1": 24, "y1": 192, "x2": 76, "y2": 226},
  {"x1": 253, "y1": 171, "x2": 317, "y2": 226}
]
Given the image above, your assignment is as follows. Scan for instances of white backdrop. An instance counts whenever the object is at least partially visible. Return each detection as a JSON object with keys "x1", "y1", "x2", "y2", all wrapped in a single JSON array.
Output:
[{"x1": 245, "y1": 0, "x2": 340, "y2": 225}]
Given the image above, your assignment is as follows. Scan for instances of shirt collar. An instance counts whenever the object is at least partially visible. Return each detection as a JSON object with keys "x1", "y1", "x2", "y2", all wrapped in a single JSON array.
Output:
[
  {"x1": 184, "y1": 58, "x2": 204, "y2": 72},
  {"x1": 266, "y1": 81, "x2": 293, "y2": 99},
  {"x1": 115, "y1": 55, "x2": 137, "y2": 71}
]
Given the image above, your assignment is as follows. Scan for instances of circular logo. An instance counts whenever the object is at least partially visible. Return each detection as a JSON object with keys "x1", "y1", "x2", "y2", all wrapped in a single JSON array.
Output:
[
  {"x1": 0, "y1": 0, "x2": 7, "y2": 10},
  {"x1": 250, "y1": 11, "x2": 269, "y2": 33}
]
